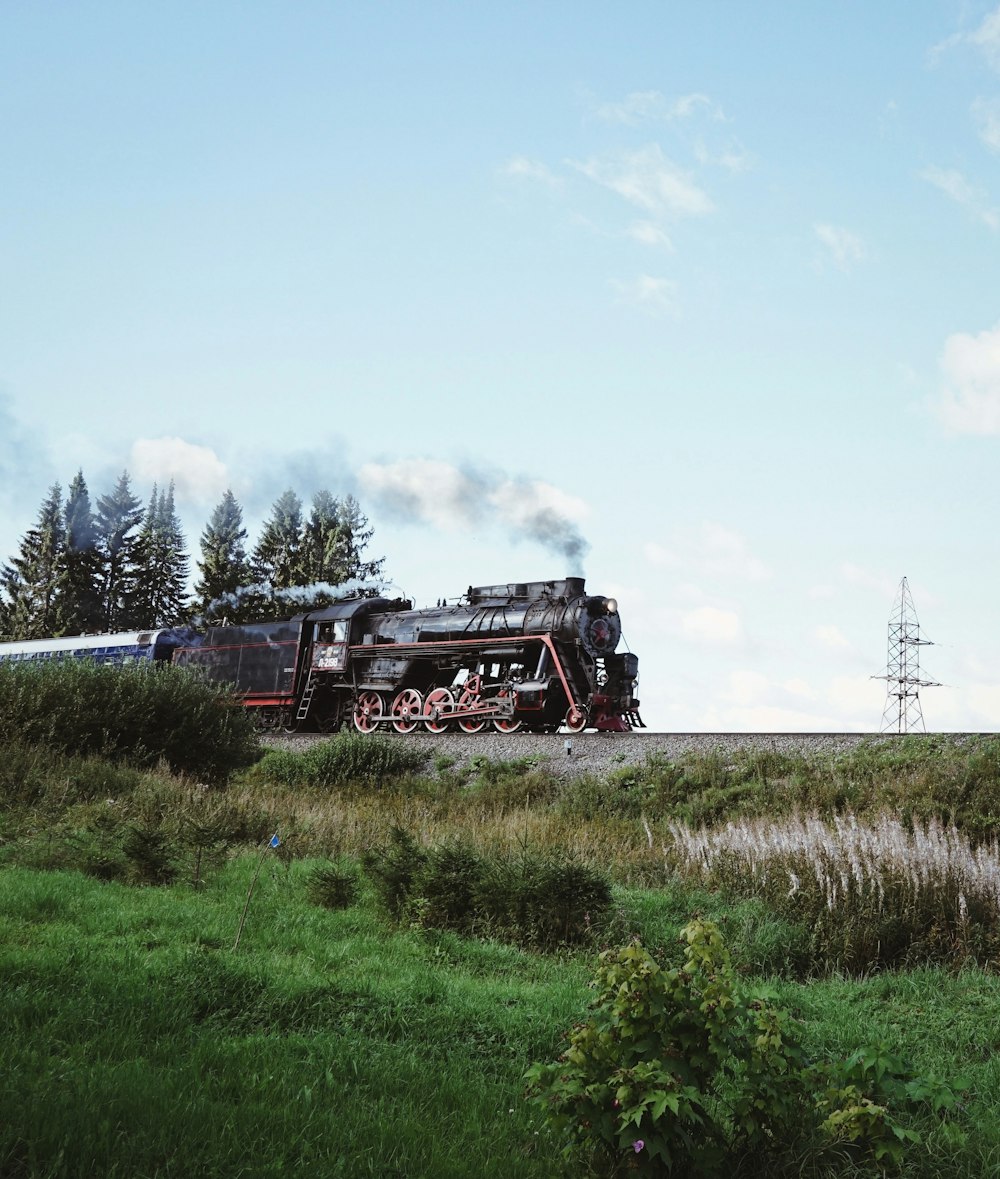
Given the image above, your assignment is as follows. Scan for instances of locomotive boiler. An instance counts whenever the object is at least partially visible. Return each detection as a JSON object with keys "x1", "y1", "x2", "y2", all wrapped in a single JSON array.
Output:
[{"x1": 173, "y1": 577, "x2": 642, "y2": 734}]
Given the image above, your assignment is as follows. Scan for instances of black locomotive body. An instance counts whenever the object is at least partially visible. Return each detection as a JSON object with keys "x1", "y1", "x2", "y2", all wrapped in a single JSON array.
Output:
[{"x1": 173, "y1": 577, "x2": 642, "y2": 734}]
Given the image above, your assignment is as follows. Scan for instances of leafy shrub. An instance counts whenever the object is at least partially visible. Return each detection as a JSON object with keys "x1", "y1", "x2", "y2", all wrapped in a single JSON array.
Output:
[
  {"x1": 250, "y1": 732, "x2": 428, "y2": 789},
  {"x1": 0, "y1": 740, "x2": 144, "y2": 808},
  {"x1": 0, "y1": 660, "x2": 259, "y2": 782},
  {"x1": 477, "y1": 845, "x2": 613, "y2": 949},
  {"x1": 362, "y1": 828, "x2": 613, "y2": 949},
  {"x1": 526, "y1": 919, "x2": 965, "y2": 1176}
]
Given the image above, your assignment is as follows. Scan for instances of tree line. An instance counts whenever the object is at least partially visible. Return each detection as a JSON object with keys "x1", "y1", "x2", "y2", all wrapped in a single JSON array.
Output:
[{"x1": 0, "y1": 470, "x2": 385, "y2": 641}]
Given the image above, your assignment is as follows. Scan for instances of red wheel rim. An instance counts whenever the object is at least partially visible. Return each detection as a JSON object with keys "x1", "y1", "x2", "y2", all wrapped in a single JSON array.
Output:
[
  {"x1": 352, "y1": 691, "x2": 383, "y2": 734},
  {"x1": 564, "y1": 706, "x2": 587, "y2": 733},
  {"x1": 457, "y1": 682, "x2": 487, "y2": 733},
  {"x1": 423, "y1": 688, "x2": 455, "y2": 734},
  {"x1": 391, "y1": 688, "x2": 423, "y2": 734},
  {"x1": 493, "y1": 687, "x2": 521, "y2": 733}
]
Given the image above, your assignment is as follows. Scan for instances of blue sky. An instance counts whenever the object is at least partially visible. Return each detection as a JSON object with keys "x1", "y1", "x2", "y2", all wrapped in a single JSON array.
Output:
[{"x1": 2, "y1": 1, "x2": 1000, "y2": 731}]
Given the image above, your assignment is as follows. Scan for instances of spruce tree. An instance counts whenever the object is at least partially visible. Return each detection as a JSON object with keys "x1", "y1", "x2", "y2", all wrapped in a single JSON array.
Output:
[
  {"x1": 0, "y1": 483, "x2": 66, "y2": 638},
  {"x1": 192, "y1": 489, "x2": 250, "y2": 620},
  {"x1": 131, "y1": 483, "x2": 190, "y2": 627},
  {"x1": 332, "y1": 494, "x2": 385, "y2": 585},
  {"x1": 299, "y1": 490, "x2": 343, "y2": 586},
  {"x1": 59, "y1": 470, "x2": 103, "y2": 634},
  {"x1": 248, "y1": 489, "x2": 303, "y2": 616},
  {"x1": 95, "y1": 470, "x2": 145, "y2": 631}
]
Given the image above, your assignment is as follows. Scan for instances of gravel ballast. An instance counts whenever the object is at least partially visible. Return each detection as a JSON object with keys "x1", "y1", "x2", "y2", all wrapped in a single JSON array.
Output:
[{"x1": 262, "y1": 730, "x2": 925, "y2": 779}]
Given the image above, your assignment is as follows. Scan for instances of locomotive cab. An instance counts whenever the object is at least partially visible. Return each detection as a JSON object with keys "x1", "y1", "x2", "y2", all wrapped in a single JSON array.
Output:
[{"x1": 312, "y1": 619, "x2": 349, "y2": 671}]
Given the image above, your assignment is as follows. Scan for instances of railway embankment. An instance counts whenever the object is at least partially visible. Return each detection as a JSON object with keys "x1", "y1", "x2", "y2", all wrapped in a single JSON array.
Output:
[{"x1": 262, "y1": 729, "x2": 986, "y2": 779}]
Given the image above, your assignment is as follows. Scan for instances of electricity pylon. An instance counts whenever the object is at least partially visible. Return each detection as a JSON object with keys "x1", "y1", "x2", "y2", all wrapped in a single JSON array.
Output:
[{"x1": 872, "y1": 576, "x2": 940, "y2": 733}]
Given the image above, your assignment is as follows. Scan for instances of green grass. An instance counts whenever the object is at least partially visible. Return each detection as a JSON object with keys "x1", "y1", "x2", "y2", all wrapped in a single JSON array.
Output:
[
  {"x1": 3, "y1": 863, "x2": 1000, "y2": 1177},
  {"x1": 5, "y1": 732, "x2": 1000, "y2": 1174},
  {"x1": 0, "y1": 863, "x2": 586, "y2": 1179}
]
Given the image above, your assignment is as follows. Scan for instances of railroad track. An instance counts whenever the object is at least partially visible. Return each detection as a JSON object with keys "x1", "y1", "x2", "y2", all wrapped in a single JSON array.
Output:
[{"x1": 261, "y1": 730, "x2": 988, "y2": 779}]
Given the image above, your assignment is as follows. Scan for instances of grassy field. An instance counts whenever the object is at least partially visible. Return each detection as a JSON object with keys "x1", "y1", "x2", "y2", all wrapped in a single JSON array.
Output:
[
  {"x1": 5, "y1": 857, "x2": 1000, "y2": 1178},
  {"x1": 3, "y1": 671, "x2": 1000, "y2": 1176}
]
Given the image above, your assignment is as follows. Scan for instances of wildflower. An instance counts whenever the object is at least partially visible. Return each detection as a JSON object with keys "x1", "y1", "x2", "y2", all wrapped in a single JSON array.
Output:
[{"x1": 633, "y1": 1140, "x2": 645, "y2": 1153}]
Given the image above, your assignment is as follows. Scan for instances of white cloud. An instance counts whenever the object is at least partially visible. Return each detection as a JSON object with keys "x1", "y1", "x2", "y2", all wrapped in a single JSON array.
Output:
[
  {"x1": 814, "y1": 223, "x2": 865, "y2": 271},
  {"x1": 680, "y1": 605, "x2": 742, "y2": 644},
  {"x1": 611, "y1": 274, "x2": 678, "y2": 316},
  {"x1": 972, "y1": 97, "x2": 1000, "y2": 153},
  {"x1": 645, "y1": 522, "x2": 770, "y2": 582},
  {"x1": 129, "y1": 437, "x2": 230, "y2": 505},
  {"x1": 929, "y1": 7, "x2": 1000, "y2": 71},
  {"x1": 935, "y1": 321, "x2": 1000, "y2": 434},
  {"x1": 920, "y1": 165, "x2": 999, "y2": 230},
  {"x1": 595, "y1": 90, "x2": 719, "y2": 125},
  {"x1": 828, "y1": 675, "x2": 886, "y2": 728},
  {"x1": 502, "y1": 156, "x2": 562, "y2": 187},
  {"x1": 971, "y1": 5, "x2": 1000, "y2": 69},
  {"x1": 840, "y1": 562, "x2": 899, "y2": 601},
  {"x1": 571, "y1": 144, "x2": 713, "y2": 218},
  {"x1": 814, "y1": 624, "x2": 852, "y2": 650},
  {"x1": 626, "y1": 220, "x2": 675, "y2": 249}
]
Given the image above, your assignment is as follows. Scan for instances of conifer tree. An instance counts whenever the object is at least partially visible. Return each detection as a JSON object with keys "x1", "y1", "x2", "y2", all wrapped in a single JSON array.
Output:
[
  {"x1": 193, "y1": 489, "x2": 250, "y2": 620},
  {"x1": 59, "y1": 470, "x2": 103, "y2": 634},
  {"x1": 132, "y1": 483, "x2": 190, "y2": 626},
  {"x1": 332, "y1": 494, "x2": 385, "y2": 585},
  {"x1": 249, "y1": 489, "x2": 303, "y2": 616},
  {"x1": 299, "y1": 490, "x2": 343, "y2": 586},
  {"x1": 95, "y1": 470, "x2": 145, "y2": 631},
  {"x1": 0, "y1": 483, "x2": 65, "y2": 638}
]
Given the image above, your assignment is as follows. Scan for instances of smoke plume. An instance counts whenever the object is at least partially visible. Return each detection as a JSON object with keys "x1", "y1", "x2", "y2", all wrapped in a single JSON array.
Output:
[
  {"x1": 196, "y1": 579, "x2": 383, "y2": 624},
  {"x1": 358, "y1": 459, "x2": 590, "y2": 574}
]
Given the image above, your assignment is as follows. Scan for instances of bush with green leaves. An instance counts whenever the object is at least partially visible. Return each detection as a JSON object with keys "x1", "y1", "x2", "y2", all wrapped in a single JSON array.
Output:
[
  {"x1": 249, "y1": 731, "x2": 427, "y2": 789},
  {"x1": 0, "y1": 659, "x2": 259, "y2": 782},
  {"x1": 362, "y1": 828, "x2": 613, "y2": 949},
  {"x1": 526, "y1": 918, "x2": 966, "y2": 1176}
]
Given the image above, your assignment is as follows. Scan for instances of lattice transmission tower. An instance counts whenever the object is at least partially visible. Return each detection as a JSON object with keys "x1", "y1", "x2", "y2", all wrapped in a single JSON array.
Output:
[{"x1": 872, "y1": 576, "x2": 940, "y2": 733}]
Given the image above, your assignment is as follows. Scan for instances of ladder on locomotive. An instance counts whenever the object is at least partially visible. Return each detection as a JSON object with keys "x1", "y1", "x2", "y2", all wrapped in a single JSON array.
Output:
[{"x1": 295, "y1": 669, "x2": 317, "y2": 724}]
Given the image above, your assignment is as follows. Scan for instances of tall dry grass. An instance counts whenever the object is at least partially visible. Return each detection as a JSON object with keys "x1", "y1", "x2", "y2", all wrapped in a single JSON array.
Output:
[{"x1": 663, "y1": 811, "x2": 1000, "y2": 971}]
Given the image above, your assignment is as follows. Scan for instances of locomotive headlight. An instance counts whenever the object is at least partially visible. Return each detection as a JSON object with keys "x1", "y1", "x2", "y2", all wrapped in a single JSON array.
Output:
[{"x1": 605, "y1": 598, "x2": 618, "y2": 615}]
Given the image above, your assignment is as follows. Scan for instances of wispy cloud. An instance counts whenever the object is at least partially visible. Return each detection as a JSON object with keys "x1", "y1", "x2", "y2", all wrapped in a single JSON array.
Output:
[
  {"x1": 972, "y1": 97, "x2": 1000, "y2": 152},
  {"x1": 595, "y1": 89, "x2": 721, "y2": 125},
  {"x1": 814, "y1": 223, "x2": 866, "y2": 271},
  {"x1": 611, "y1": 274, "x2": 678, "y2": 316},
  {"x1": 570, "y1": 144, "x2": 714, "y2": 218},
  {"x1": 694, "y1": 140, "x2": 752, "y2": 173},
  {"x1": 935, "y1": 321, "x2": 1000, "y2": 435},
  {"x1": 680, "y1": 605, "x2": 742, "y2": 644},
  {"x1": 814, "y1": 623, "x2": 853, "y2": 651},
  {"x1": 625, "y1": 220, "x2": 675, "y2": 249},
  {"x1": 971, "y1": 4, "x2": 1000, "y2": 70},
  {"x1": 928, "y1": 5, "x2": 1000, "y2": 69},
  {"x1": 502, "y1": 155, "x2": 562, "y2": 187},
  {"x1": 921, "y1": 165, "x2": 1000, "y2": 229},
  {"x1": 645, "y1": 522, "x2": 770, "y2": 582}
]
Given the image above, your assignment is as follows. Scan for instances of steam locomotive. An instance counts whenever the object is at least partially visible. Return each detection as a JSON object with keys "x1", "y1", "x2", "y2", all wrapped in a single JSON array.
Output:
[{"x1": 0, "y1": 578, "x2": 642, "y2": 734}]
